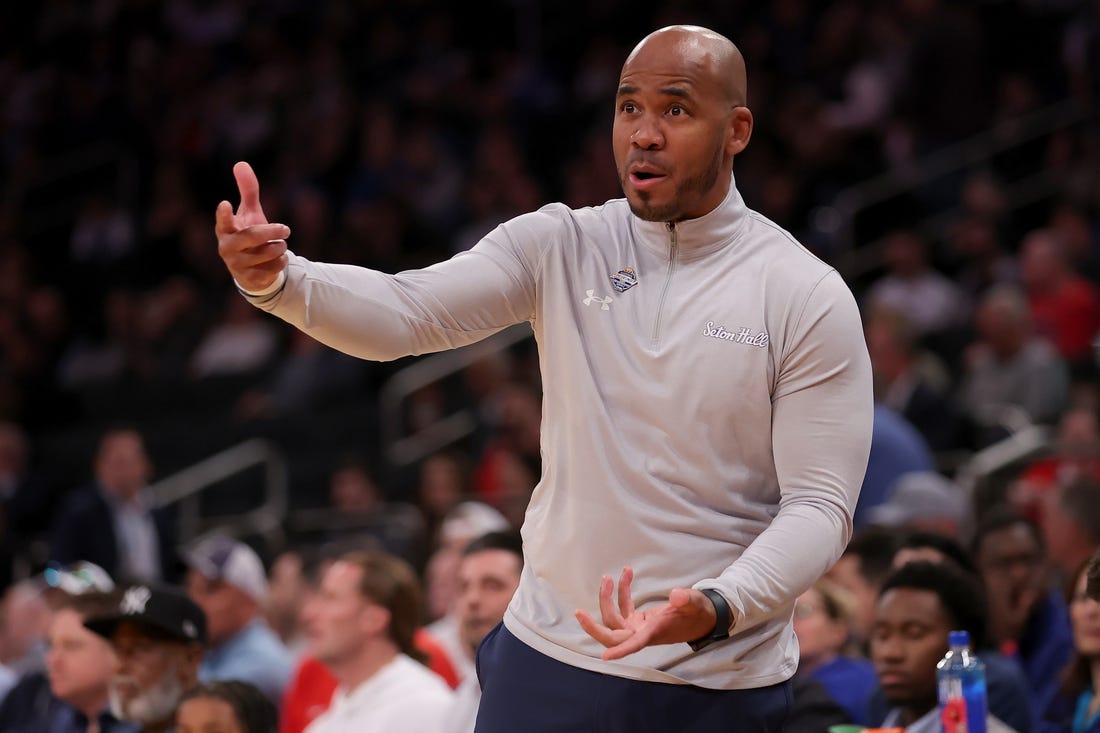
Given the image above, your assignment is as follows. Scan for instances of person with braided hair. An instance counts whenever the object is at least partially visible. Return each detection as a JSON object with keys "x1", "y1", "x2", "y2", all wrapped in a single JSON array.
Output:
[{"x1": 176, "y1": 680, "x2": 277, "y2": 733}]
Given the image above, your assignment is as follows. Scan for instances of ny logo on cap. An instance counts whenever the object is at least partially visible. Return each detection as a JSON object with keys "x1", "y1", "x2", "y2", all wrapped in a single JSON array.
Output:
[{"x1": 120, "y1": 586, "x2": 152, "y2": 616}]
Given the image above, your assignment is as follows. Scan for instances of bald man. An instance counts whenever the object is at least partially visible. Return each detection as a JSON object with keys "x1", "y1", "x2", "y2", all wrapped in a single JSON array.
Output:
[{"x1": 216, "y1": 25, "x2": 872, "y2": 733}]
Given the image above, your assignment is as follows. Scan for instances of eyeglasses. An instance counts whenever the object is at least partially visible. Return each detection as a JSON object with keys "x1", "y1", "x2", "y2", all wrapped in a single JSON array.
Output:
[{"x1": 41, "y1": 562, "x2": 115, "y2": 595}]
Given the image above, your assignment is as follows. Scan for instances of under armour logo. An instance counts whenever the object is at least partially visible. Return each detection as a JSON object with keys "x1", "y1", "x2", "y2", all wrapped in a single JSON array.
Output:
[
  {"x1": 120, "y1": 586, "x2": 152, "y2": 615},
  {"x1": 583, "y1": 290, "x2": 612, "y2": 310}
]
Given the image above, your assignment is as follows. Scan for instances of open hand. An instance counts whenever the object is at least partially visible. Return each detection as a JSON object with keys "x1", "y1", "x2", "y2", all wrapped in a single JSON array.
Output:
[
  {"x1": 575, "y1": 567, "x2": 719, "y2": 660},
  {"x1": 215, "y1": 161, "x2": 291, "y2": 293}
]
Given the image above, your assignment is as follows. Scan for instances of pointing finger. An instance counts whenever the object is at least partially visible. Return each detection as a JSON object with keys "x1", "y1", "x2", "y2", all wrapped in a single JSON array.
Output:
[{"x1": 233, "y1": 161, "x2": 267, "y2": 223}]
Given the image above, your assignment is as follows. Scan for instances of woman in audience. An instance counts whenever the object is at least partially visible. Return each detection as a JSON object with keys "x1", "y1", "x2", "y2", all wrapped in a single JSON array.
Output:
[
  {"x1": 1042, "y1": 557, "x2": 1100, "y2": 733},
  {"x1": 793, "y1": 577, "x2": 877, "y2": 725}
]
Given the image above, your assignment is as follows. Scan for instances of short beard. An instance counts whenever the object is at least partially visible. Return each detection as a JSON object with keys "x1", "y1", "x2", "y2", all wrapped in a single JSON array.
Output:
[
  {"x1": 109, "y1": 672, "x2": 184, "y2": 727},
  {"x1": 622, "y1": 144, "x2": 725, "y2": 223}
]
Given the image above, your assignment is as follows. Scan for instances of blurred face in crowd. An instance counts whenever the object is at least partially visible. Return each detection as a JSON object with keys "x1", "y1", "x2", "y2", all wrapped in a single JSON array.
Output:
[
  {"x1": 186, "y1": 571, "x2": 254, "y2": 647},
  {"x1": 95, "y1": 430, "x2": 152, "y2": 500},
  {"x1": 47, "y1": 608, "x2": 119, "y2": 714},
  {"x1": 455, "y1": 548, "x2": 522, "y2": 656},
  {"x1": 826, "y1": 555, "x2": 878, "y2": 642},
  {"x1": 329, "y1": 466, "x2": 381, "y2": 513},
  {"x1": 301, "y1": 561, "x2": 381, "y2": 668},
  {"x1": 0, "y1": 583, "x2": 51, "y2": 662},
  {"x1": 612, "y1": 27, "x2": 750, "y2": 223},
  {"x1": 1070, "y1": 565, "x2": 1100, "y2": 658},
  {"x1": 975, "y1": 523, "x2": 1045, "y2": 618},
  {"x1": 266, "y1": 551, "x2": 307, "y2": 640},
  {"x1": 177, "y1": 696, "x2": 244, "y2": 733},
  {"x1": 870, "y1": 588, "x2": 947, "y2": 715},
  {"x1": 109, "y1": 622, "x2": 197, "y2": 728},
  {"x1": 792, "y1": 587, "x2": 848, "y2": 671}
]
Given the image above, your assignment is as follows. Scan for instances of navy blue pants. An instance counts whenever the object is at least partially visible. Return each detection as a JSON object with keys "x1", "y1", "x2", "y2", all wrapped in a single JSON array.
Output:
[{"x1": 474, "y1": 623, "x2": 792, "y2": 733}]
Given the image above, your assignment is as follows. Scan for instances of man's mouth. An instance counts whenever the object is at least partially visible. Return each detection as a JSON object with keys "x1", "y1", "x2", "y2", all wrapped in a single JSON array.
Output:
[{"x1": 629, "y1": 169, "x2": 668, "y2": 190}]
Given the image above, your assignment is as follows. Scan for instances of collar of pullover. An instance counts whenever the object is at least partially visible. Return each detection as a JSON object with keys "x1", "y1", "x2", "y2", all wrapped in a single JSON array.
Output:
[{"x1": 632, "y1": 176, "x2": 750, "y2": 260}]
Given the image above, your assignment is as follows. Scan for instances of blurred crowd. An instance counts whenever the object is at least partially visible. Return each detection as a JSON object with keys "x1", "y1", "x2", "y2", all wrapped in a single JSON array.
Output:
[{"x1": 1, "y1": 0, "x2": 1100, "y2": 730}]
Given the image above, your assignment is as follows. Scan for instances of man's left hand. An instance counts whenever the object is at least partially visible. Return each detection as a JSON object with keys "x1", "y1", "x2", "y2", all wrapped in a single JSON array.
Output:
[{"x1": 575, "y1": 567, "x2": 719, "y2": 660}]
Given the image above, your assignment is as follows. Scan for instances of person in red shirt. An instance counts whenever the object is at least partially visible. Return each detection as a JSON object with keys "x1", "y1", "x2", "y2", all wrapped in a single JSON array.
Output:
[{"x1": 1019, "y1": 227, "x2": 1100, "y2": 375}]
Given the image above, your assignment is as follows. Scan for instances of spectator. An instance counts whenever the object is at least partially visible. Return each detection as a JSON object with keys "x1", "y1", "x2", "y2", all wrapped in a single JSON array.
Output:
[
  {"x1": 0, "y1": 579, "x2": 51, "y2": 683},
  {"x1": 424, "y1": 501, "x2": 511, "y2": 629},
  {"x1": 470, "y1": 379, "x2": 542, "y2": 513},
  {"x1": 264, "y1": 546, "x2": 314, "y2": 658},
  {"x1": 321, "y1": 459, "x2": 427, "y2": 570},
  {"x1": 414, "y1": 450, "x2": 474, "y2": 550},
  {"x1": 177, "y1": 680, "x2": 277, "y2": 733},
  {"x1": 183, "y1": 534, "x2": 293, "y2": 704},
  {"x1": 1039, "y1": 557, "x2": 1100, "y2": 733},
  {"x1": 41, "y1": 591, "x2": 138, "y2": 733},
  {"x1": 297, "y1": 550, "x2": 452, "y2": 733},
  {"x1": 825, "y1": 526, "x2": 902, "y2": 652},
  {"x1": 869, "y1": 561, "x2": 1019, "y2": 732},
  {"x1": 957, "y1": 285, "x2": 1069, "y2": 446},
  {"x1": 792, "y1": 577, "x2": 876, "y2": 726},
  {"x1": 84, "y1": 584, "x2": 207, "y2": 733},
  {"x1": 1018, "y1": 227, "x2": 1100, "y2": 376},
  {"x1": 440, "y1": 530, "x2": 524, "y2": 733},
  {"x1": 863, "y1": 306, "x2": 962, "y2": 452},
  {"x1": 863, "y1": 228, "x2": 969, "y2": 339},
  {"x1": 945, "y1": 212, "x2": 1019, "y2": 307},
  {"x1": 1038, "y1": 477, "x2": 1100, "y2": 583},
  {"x1": 0, "y1": 562, "x2": 116, "y2": 728},
  {"x1": 189, "y1": 296, "x2": 279, "y2": 379},
  {"x1": 234, "y1": 329, "x2": 365, "y2": 421},
  {"x1": 893, "y1": 531, "x2": 978, "y2": 574},
  {"x1": 972, "y1": 506, "x2": 1073, "y2": 720},
  {"x1": 855, "y1": 404, "x2": 936, "y2": 529},
  {"x1": 49, "y1": 427, "x2": 178, "y2": 584},
  {"x1": 887, "y1": 530, "x2": 1037, "y2": 733},
  {"x1": 1012, "y1": 405, "x2": 1100, "y2": 527},
  {"x1": 278, "y1": 542, "x2": 459, "y2": 733},
  {"x1": 865, "y1": 471, "x2": 970, "y2": 541}
]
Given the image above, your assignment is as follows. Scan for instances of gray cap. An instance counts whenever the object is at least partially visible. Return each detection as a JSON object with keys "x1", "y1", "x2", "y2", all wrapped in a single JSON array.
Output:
[{"x1": 866, "y1": 471, "x2": 968, "y2": 528}]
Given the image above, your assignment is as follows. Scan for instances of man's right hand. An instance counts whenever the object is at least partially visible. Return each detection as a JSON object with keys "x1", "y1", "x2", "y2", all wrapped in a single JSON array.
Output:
[{"x1": 215, "y1": 161, "x2": 291, "y2": 293}]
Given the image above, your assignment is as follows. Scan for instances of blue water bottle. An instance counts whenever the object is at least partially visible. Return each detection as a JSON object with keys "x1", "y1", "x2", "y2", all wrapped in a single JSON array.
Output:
[{"x1": 937, "y1": 630, "x2": 987, "y2": 733}]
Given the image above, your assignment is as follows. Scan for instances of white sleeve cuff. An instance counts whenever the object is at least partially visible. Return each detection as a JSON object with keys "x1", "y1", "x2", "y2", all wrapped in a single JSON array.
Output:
[{"x1": 235, "y1": 270, "x2": 286, "y2": 298}]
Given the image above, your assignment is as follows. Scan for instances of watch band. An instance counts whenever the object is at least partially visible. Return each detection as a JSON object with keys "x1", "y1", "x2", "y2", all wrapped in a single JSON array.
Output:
[{"x1": 688, "y1": 588, "x2": 732, "y2": 652}]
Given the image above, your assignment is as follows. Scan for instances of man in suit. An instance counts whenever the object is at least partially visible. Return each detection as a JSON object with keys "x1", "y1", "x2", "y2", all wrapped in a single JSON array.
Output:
[{"x1": 49, "y1": 427, "x2": 178, "y2": 584}]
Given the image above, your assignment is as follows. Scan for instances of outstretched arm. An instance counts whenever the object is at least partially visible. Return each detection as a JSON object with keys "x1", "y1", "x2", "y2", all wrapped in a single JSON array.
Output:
[{"x1": 215, "y1": 161, "x2": 291, "y2": 293}]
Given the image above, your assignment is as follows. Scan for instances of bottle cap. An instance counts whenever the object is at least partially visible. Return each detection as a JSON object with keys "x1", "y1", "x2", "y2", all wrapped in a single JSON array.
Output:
[{"x1": 948, "y1": 630, "x2": 970, "y2": 647}]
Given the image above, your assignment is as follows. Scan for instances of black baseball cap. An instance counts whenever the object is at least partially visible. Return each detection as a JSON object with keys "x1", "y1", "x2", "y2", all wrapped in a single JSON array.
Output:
[{"x1": 84, "y1": 584, "x2": 207, "y2": 644}]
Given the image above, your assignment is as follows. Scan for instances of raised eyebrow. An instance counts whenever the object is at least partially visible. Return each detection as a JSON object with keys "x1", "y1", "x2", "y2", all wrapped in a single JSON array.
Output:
[{"x1": 615, "y1": 84, "x2": 692, "y2": 101}]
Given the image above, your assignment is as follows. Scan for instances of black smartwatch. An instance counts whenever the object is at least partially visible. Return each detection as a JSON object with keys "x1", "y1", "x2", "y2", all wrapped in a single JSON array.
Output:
[{"x1": 688, "y1": 588, "x2": 732, "y2": 652}]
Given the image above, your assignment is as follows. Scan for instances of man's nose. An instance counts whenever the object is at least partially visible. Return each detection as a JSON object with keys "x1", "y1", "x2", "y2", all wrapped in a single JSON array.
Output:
[{"x1": 631, "y1": 118, "x2": 664, "y2": 150}]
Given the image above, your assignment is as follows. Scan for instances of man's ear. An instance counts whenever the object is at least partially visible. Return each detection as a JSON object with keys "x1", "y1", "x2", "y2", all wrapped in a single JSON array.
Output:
[
  {"x1": 361, "y1": 603, "x2": 391, "y2": 637},
  {"x1": 727, "y1": 106, "x2": 754, "y2": 157}
]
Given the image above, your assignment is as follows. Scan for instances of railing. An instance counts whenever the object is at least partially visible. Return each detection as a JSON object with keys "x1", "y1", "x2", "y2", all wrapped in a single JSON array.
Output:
[
  {"x1": 821, "y1": 98, "x2": 1093, "y2": 282},
  {"x1": 379, "y1": 324, "x2": 534, "y2": 470},
  {"x1": 149, "y1": 438, "x2": 289, "y2": 552}
]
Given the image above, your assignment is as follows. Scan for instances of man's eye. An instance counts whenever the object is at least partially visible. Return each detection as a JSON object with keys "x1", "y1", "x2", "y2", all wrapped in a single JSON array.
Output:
[
  {"x1": 621, "y1": 102, "x2": 637, "y2": 113},
  {"x1": 669, "y1": 105, "x2": 684, "y2": 116}
]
